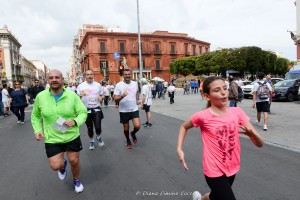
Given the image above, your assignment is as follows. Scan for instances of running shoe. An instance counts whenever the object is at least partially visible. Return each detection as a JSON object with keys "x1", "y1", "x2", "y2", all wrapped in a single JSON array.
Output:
[
  {"x1": 126, "y1": 140, "x2": 132, "y2": 149},
  {"x1": 20, "y1": 122, "x2": 24, "y2": 124},
  {"x1": 17, "y1": 120, "x2": 21, "y2": 124},
  {"x1": 130, "y1": 132, "x2": 137, "y2": 144},
  {"x1": 89, "y1": 142, "x2": 95, "y2": 150},
  {"x1": 192, "y1": 191, "x2": 202, "y2": 200},
  {"x1": 142, "y1": 122, "x2": 148, "y2": 127},
  {"x1": 255, "y1": 120, "x2": 261, "y2": 127},
  {"x1": 96, "y1": 136, "x2": 105, "y2": 147},
  {"x1": 58, "y1": 159, "x2": 67, "y2": 180},
  {"x1": 263, "y1": 124, "x2": 268, "y2": 131},
  {"x1": 74, "y1": 178, "x2": 84, "y2": 193},
  {"x1": 145, "y1": 123, "x2": 152, "y2": 128}
]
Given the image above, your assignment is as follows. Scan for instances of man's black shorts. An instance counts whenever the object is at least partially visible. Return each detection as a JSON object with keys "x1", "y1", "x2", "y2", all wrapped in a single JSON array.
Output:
[
  {"x1": 256, "y1": 101, "x2": 270, "y2": 113},
  {"x1": 45, "y1": 136, "x2": 83, "y2": 158},
  {"x1": 119, "y1": 110, "x2": 139, "y2": 124},
  {"x1": 143, "y1": 104, "x2": 151, "y2": 112}
]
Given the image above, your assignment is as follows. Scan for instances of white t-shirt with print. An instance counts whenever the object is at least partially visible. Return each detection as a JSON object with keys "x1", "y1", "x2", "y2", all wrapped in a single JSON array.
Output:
[
  {"x1": 142, "y1": 84, "x2": 152, "y2": 106},
  {"x1": 2, "y1": 88, "x2": 9, "y2": 102},
  {"x1": 76, "y1": 81, "x2": 103, "y2": 108},
  {"x1": 114, "y1": 81, "x2": 139, "y2": 112}
]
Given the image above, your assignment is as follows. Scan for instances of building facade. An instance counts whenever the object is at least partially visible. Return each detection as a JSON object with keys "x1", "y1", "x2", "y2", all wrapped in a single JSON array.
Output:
[
  {"x1": 78, "y1": 29, "x2": 210, "y2": 83},
  {"x1": 0, "y1": 25, "x2": 22, "y2": 85},
  {"x1": 31, "y1": 60, "x2": 48, "y2": 85},
  {"x1": 20, "y1": 55, "x2": 37, "y2": 88}
]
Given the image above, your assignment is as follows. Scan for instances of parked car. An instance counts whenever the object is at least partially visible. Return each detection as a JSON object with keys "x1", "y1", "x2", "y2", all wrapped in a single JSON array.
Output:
[
  {"x1": 273, "y1": 79, "x2": 300, "y2": 102},
  {"x1": 241, "y1": 78, "x2": 283, "y2": 99},
  {"x1": 241, "y1": 80, "x2": 252, "y2": 86}
]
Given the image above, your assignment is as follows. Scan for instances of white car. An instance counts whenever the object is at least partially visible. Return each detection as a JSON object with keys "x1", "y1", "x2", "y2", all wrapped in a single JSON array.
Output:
[
  {"x1": 241, "y1": 78, "x2": 283, "y2": 99},
  {"x1": 241, "y1": 80, "x2": 258, "y2": 99}
]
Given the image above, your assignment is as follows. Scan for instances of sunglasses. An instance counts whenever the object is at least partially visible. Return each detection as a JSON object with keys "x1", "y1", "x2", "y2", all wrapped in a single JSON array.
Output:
[{"x1": 15, "y1": 83, "x2": 20, "y2": 85}]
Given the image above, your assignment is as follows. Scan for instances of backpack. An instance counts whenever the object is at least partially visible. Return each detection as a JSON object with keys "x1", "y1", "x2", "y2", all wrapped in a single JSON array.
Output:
[
  {"x1": 256, "y1": 81, "x2": 270, "y2": 100},
  {"x1": 237, "y1": 85, "x2": 244, "y2": 102},
  {"x1": 230, "y1": 82, "x2": 244, "y2": 102}
]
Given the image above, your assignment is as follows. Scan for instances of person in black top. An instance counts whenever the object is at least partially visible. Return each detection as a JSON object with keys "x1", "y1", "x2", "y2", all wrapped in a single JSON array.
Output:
[
  {"x1": 10, "y1": 81, "x2": 29, "y2": 124},
  {"x1": 31, "y1": 80, "x2": 45, "y2": 101}
]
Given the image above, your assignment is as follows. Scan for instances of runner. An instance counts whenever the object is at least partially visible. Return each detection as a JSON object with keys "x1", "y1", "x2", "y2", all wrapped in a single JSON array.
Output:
[
  {"x1": 177, "y1": 76, "x2": 263, "y2": 200},
  {"x1": 140, "y1": 78, "x2": 152, "y2": 128},
  {"x1": 31, "y1": 69, "x2": 87, "y2": 193},
  {"x1": 76, "y1": 70, "x2": 105, "y2": 150},
  {"x1": 113, "y1": 69, "x2": 140, "y2": 149}
]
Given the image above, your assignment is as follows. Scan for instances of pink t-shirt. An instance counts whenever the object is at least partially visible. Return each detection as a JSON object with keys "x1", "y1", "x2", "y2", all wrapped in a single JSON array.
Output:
[{"x1": 190, "y1": 107, "x2": 249, "y2": 178}]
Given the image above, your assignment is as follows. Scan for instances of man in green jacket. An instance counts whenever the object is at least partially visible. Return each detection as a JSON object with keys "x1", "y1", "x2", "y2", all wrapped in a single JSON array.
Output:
[{"x1": 31, "y1": 69, "x2": 87, "y2": 193}]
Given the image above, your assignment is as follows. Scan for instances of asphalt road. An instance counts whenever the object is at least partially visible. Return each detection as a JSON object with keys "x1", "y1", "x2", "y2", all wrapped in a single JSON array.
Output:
[{"x1": 0, "y1": 95, "x2": 299, "y2": 200}]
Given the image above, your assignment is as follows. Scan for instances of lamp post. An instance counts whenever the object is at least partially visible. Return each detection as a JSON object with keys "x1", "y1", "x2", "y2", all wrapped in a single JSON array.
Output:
[{"x1": 136, "y1": 0, "x2": 143, "y2": 81}]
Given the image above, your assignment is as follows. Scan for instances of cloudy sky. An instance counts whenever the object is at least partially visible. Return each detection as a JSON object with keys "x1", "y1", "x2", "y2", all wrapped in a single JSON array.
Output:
[{"x1": 0, "y1": 0, "x2": 297, "y2": 75}]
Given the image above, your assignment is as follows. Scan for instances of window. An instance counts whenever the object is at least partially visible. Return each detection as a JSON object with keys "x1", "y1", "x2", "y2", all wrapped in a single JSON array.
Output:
[
  {"x1": 155, "y1": 60, "x2": 160, "y2": 70},
  {"x1": 199, "y1": 46, "x2": 202, "y2": 55},
  {"x1": 155, "y1": 43, "x2": 160, "y2": 51},
  {"x1": 170, "y1": 43, "x2": 175, "y2": 53},
  {"x1": 119, "y1": 42, "x2": 125, "y2": 53},
  {"x1": 100, "y1": 42, "x2": 106, "y2": 53},
  {"x1": 100, "y1": 60, "x2": 108, "y2": 70},
  {"x1": 193, "y1": 45, "x2": 196, "y2": 56}
]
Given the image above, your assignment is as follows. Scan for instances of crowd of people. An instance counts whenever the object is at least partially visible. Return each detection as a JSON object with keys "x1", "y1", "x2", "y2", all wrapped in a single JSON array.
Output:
[{"x1": 1, "y1": 70, "x2": 271, "y2": 200}]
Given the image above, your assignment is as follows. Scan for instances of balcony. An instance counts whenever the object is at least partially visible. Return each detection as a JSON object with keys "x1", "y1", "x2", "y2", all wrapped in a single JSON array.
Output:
[
  {"x1": 154, "y1": 50, "x2": 162, "y2": 55},
  {"x1": 119, "y1": 49, "x2": 127, "y2": 54},
  {"x1": 130, "y1": 50, "x2": 151, "y2": 55},
  {"x1": 185, "y1": 51, "x2": 190, "y2": 56},
  {"x1": 99, "y1": 49, "x2": 108, "y2": 54},
  {"x1": 170, "y1": 50, "x2": 177, "y2": 55}
]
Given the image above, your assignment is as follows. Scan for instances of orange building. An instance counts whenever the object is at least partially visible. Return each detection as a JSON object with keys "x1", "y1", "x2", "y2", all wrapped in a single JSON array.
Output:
[{"x1": 79, "y1": 30, "x2": 210, "y2": 83}]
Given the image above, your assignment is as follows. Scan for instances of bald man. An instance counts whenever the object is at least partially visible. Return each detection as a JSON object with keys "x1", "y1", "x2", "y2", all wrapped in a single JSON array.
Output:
[{"x1": 31, "y1": 69, "x2": 87, "y2": 193}]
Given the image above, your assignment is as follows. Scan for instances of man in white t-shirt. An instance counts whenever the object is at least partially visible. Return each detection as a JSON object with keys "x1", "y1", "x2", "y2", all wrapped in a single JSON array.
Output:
[
  {"x1": 252, "y1": 72, "x2": 272, "y2": 131},
  {"x1": 140, "y1": 78, "x2": 152, "y2": 128},
  {"x1": 77, "y1": 70, "x2": 104, "y2": 150},
  {"x1": 113, "y1": 69, "x2": 140, "y2": 149},
  {"x1": 167, "y1": 82, "x2": 176, "y2": 104}
]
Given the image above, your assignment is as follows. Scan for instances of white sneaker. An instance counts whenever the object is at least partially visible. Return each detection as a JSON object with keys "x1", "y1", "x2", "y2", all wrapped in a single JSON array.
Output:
[
  {"x1": 89, "y1": 142, "x2": 95, "y2": 150},
  {"x1": 74, "y1": 179, "x2": 84, "y2": 193},
  {"x1": 96, "y1": 136, "x2": 105, "y2": 147},
  {"x1": 255, "y1": 120, "x2": 261, "y2": 127},
  {"x1": 192, "y1": 191, "x2": 202, "y2": 200},
  {"x1": 263, "y1": 124, "x2": 268, "y2": 131},
  {"x1": 17, "y1": 121, "x2": 21, "y2": 124},
  {"x1": 58, "y1": 159, "x2": 67, "y2": 180}
]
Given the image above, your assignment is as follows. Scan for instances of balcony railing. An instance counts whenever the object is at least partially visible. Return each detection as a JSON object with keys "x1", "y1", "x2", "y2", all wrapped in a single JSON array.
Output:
[
  {"x1": 185, "y1": 51, "x2": 190, "y2": 56},
  {"x1": 170, "y1": 50, "x2": 177, "y2": 55},
  {"x1": 119, "y1": 49, "x2": 127, "y2": 54},
  {"x1": 99, "y1": 49, "x2": 108, "y2": 54},
  {"x1": 154, "y1": 50, "x2": 162, "y2": 55},
  {"x1": 130, "y1": 50, "x2": 151, "y2": 55}
]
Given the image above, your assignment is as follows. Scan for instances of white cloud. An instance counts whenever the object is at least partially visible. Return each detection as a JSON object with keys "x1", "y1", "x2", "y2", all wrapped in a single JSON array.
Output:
[{"x1": 0, "y1": 0, "x2": 297, "y2": 75}]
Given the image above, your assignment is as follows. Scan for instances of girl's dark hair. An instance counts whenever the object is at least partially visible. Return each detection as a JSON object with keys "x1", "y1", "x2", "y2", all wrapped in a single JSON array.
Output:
[{"x1": 203, "y1": 76, "x2": 224, "y2": 108}]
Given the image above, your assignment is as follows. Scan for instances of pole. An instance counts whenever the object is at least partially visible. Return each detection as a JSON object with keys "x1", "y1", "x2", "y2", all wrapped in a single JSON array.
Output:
[{"x1": 137, "y1": 0, "x2": 143, "y2": 80}]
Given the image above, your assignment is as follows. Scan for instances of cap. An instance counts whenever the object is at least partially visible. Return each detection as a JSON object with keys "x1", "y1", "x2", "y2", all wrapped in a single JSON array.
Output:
[{"x1": 140, "y1": 78, "x2": 147, "y2": 84}]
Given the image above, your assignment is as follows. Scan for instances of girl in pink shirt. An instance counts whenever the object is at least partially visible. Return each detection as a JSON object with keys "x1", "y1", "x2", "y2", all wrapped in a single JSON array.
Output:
[{"x1": 177, "y1": 76, "x2": 263, "y2": 200}]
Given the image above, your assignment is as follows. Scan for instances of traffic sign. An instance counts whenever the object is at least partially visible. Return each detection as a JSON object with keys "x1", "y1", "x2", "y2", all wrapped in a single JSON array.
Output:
[{"x1": 113, "y1": 52, "x2": 120, "y2": 60}]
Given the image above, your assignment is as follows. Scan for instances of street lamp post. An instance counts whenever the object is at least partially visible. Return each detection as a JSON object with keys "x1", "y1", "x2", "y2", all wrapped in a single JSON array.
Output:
[{"x1": 137, "y1": 0, "x2": 143, "y2": 81}]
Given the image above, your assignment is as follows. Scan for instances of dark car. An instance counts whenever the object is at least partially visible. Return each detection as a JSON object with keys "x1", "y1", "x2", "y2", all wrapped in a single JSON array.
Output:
[{"x1": 273, "y1": 79, "x2": 300, "y2": 102}]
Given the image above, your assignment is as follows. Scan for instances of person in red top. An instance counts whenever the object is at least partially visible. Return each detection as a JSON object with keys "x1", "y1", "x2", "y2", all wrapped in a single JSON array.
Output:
[{"x1": 177, "y1": 76, "x2": 263, "y2": 200}]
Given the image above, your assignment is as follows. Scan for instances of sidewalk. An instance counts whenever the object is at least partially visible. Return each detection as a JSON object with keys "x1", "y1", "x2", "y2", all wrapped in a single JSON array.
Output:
[{"x1": 151, "y1": 88, "x2": 300, "y2": 153}]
